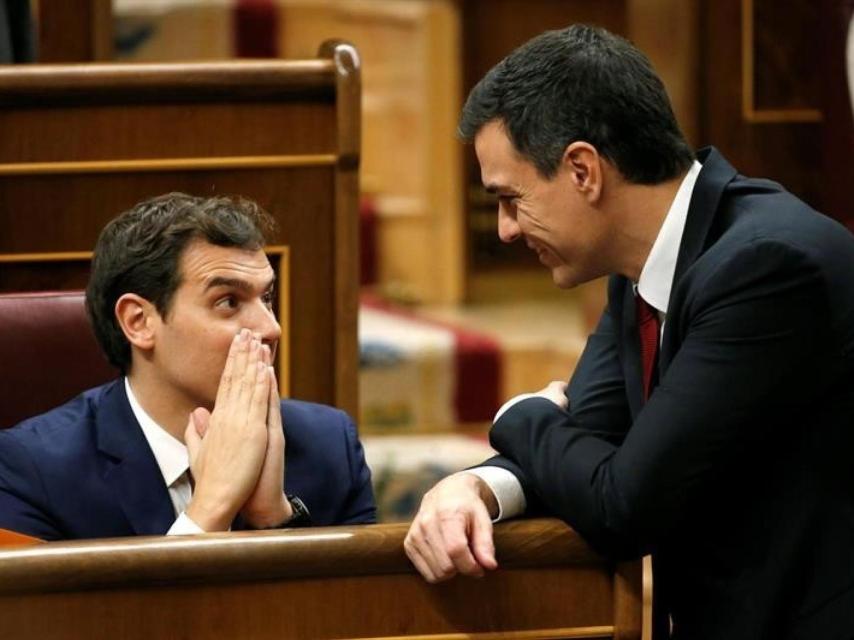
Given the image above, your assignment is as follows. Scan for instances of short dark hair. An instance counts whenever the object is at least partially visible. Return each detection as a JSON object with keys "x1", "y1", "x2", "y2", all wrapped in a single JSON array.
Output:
[
  {"x1": 459, "y1": 24, "x2": 694, "y2": 184},
  {"x1": 86, "y1": 193, "x2": 275, "y2": 373}
]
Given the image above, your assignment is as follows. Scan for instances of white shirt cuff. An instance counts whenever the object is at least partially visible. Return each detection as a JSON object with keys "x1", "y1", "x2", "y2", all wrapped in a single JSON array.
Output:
[
  {"x1": 464, "y1": 467, "x2": 526, "y2": 522},
  {"x1": 167, "y1": 512, "x2": 206, "y2": 536},
  {"x1": 493, "y1": 393, "x2": 540, "y2": 423}
]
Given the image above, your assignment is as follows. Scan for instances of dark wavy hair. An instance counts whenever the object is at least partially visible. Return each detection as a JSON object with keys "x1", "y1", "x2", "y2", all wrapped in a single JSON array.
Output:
[
  {"x1": 459, "y1": 24, "x2": 694, "y2": 184},
  {"x1": 85, "y1": 193, "x2": 275, "y2": 373}
]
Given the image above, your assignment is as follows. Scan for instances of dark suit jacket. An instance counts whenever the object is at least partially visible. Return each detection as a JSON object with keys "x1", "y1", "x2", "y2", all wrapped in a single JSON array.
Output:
[
  {"x1": 488, "y1": 148, "x2": 854, "y2": 639},
  {"x1": 0, "y1": 379, "x2": 376, "y2": 540}
]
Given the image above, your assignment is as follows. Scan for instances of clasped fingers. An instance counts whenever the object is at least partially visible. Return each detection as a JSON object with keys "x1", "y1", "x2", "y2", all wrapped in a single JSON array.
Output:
[{"x1": 212, "y1": 331, "x2": 271, "y2": 432}]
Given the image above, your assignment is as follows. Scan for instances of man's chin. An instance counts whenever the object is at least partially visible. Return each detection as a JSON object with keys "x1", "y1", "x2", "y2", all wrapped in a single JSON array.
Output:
[{"x1": 550, "y1": 266, "x2": 580, "y2": 289}]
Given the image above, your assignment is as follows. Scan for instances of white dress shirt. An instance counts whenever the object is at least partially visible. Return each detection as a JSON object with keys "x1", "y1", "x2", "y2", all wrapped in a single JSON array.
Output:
[
  {"x1": 468, "y1": 160, "x2": 703, "y2": 520},
  {"x1": 124, "y1": 378, "x2": 204, "y2": 535}
]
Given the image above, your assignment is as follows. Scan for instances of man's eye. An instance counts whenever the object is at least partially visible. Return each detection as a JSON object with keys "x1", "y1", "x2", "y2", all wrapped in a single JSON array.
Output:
[
  {"x1": 216, "y1": 296, "x2": 239, "y2": 310},
  {"x1": 262, "y1": 291, "x2": 275, "y2": 308}
]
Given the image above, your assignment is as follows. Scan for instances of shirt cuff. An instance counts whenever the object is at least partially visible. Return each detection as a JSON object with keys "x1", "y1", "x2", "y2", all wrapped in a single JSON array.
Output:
[
  {"x1": 464, "y1": 467, "x2": 526, "y2": 522},
  {"x1": 167, "y1": 512, "x2": 205, "y2": 536},
  {"x1": 493, "y1": 393, "x2": 540, "y2": 423}
]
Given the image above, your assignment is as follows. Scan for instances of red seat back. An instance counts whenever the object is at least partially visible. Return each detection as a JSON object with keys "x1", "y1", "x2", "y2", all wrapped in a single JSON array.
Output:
[{"x1": 0, "y1": 291, "x2": 118, "y2": 428}]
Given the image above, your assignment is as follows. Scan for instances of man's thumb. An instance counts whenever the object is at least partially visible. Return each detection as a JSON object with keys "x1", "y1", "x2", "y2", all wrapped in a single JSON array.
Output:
[{"x1": 192, "y1": 407, "x2": 211, "y2": 437}]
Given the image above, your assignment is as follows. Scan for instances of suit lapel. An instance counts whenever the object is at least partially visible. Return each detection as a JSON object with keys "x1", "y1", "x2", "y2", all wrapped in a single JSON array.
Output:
[
  {"x1": 659, "y1": 147, "x2": 738, "y2": 371},
  {"x1": 95, "y1": 380, "x2": 175, "y2": 535}
]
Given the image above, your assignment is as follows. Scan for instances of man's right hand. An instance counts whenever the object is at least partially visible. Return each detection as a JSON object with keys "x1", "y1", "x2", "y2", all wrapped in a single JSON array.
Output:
[
  {"x1": 404, "y1": 472, "x2": 499, "y2": 583},
  {"x1": 184, "y1": 329, "x2": 270, "y2": 531}
]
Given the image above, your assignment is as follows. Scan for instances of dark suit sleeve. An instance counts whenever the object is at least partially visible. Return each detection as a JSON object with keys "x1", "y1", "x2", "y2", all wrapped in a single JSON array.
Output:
[
  {"x1": 336, "y1": 413, "x2": 377, "y2": 524},
  {"x1": 476, "y1": 279, "x2": 633, "y2": 514},
  {"x1": 490, "y1": 240, "x2": 830, "y2": 559},
  {"x1": 564, "y1": 277, "x2": 634, "y2": 442},
  {"x1": 0, "y1": 430, "x2": 63, "y2": 540}
]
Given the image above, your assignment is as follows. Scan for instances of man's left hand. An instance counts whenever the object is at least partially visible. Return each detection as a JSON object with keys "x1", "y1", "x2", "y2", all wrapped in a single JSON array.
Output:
[
  {"x1": 532, "y1": 380, "x2": 569, "y2": 410},
  {"x1": 239, "y1": 345, "x2": 293, "y2": 528},
  {"x1": 189, "y1": 344, "x2": 293, "y2": 529}
]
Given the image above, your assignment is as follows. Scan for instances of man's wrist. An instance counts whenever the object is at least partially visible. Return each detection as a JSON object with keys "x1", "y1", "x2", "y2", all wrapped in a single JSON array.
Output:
[
  {"x1": 477, "y1": 479, "x2": 500, "y2": 520},
  {"x1": 243, "y1": 493, "x2": 296, "y2": 529},
  {"x1": 465, "y1": 467, "x2": 526, "y2": 521},
  {"x1": 456, "y1": 472, "x2": 499, "y2": 519},
  {"x1": 185, "y1": 497, "x2": 236, "y2": 532}
]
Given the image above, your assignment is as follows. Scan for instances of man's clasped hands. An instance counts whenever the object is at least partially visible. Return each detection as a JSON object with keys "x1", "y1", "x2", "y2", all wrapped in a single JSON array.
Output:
[{"x1": 184, "y1": 328, "x2": 293, "y2": 531}]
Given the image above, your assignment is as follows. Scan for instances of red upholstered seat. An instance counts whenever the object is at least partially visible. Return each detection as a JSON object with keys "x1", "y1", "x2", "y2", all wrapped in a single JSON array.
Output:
[{"x1": 0, "y1": 291, "x2": 118, "y2": 429}]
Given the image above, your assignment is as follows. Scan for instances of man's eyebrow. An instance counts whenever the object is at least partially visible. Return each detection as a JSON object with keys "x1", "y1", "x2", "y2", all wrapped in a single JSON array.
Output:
[{"x1": 204, "y1": 275, "x2": 276, "y2": 293}]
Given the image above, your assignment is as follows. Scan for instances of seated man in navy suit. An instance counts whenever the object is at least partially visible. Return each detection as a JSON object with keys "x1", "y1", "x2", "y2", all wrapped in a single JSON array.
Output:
[{"x1": 0, "y1": 193, "x2": 376, "y2": 539}]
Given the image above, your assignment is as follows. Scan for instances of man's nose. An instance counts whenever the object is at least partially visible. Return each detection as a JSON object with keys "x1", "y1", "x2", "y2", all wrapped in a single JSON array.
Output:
[
  {"x1": 252, "y1": 301, "x2": 282, "y2": 346},
  {"x1": 497, "y1": 205, "x2": 521, "y2": 243}
]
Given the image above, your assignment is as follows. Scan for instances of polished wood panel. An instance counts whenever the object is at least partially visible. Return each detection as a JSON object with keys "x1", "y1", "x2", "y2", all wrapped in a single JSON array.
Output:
[
  {"x1": 0, "y1": 60, "x2": 336, "y2": 103},
  {"x1": 742, "y1": 0, "x2": 822, "y2": 121},
  {"x1": 36, "y1": 0, "x2": 112, "y2": 62},
  {"x1": 699, "y1": 0, "x2": 823, "y2": 209},
  {"x1": 0, "y1": 48, "x2": 360, "y2": 415},
  {"x1": 0, "y1": 519, "x2": 647, "y2": 640},
  {"x1": 0, "y1": 155, "x2": 337, "y2": 175}
]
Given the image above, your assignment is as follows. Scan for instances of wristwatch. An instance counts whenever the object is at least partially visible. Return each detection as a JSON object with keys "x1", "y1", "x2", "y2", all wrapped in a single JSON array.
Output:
[{"x1": 286, "y1": 494, "x2": 312, "y2": 527}]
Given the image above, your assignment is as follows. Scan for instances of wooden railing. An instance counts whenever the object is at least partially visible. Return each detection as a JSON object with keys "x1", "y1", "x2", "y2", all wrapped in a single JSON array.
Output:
[{"x1": 0, "y1": 518, "x2": 648, "y2": 640}]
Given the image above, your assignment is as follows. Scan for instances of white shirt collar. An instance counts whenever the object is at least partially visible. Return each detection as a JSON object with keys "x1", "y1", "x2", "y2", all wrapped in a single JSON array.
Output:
[
  {"x1": 124, "y1": 377, "x2": 189, "y2": 488},
  {"x1": 636, "y1": 160, "x2": 703, "y2": 314}
]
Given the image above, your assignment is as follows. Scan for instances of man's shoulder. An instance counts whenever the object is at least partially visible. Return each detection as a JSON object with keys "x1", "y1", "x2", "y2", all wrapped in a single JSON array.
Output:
[
  {"x1": 712, "y1": 182, "x2": 854, "y2": 272},
  {"x1": 279, "y1": 399, "x2": 354, "y2": 439},
  {"x1": 719, "y1": 170, "x2": 844, "y2": 238},
  {"x1": 1, "y1": 381, "x2": 119, "y2": 454},
  {"x1": 278, "y1": 400, "x2": 367, "y2": 480}
]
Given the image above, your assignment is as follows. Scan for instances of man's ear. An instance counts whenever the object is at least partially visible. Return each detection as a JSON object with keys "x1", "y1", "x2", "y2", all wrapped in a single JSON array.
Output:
[
  {"x1": 114, "y1": 294, "x2": 158, "y2": 352},
  {"x1": 562, "y1": 141, "x2": 602, "y2": 203}
]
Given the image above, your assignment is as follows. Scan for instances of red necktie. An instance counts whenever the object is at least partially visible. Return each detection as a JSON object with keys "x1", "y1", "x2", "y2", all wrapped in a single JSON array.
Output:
[{"x1": 636, "y1": 294, "x2": 661, "y2": 401}]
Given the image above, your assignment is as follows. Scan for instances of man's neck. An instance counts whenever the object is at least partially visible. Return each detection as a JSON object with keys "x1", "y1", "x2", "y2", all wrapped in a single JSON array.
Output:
[
  {"x1": 605, "y1": 171, "x2": 688, "y2": 283},
  {"x1": 125, "y1": 370, "x2": 195, "y2": 442}
]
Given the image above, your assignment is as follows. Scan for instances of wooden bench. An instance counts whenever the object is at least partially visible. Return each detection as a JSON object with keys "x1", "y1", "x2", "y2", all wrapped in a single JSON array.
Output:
[{"x1": 0, "y1": 518, "x2": 649, "y2": 640}]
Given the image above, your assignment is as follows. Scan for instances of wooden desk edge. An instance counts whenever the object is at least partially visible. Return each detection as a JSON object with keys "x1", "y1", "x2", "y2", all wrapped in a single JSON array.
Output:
[{"x1": 0, "y1": 518, "x2": 610, "y2": 595}]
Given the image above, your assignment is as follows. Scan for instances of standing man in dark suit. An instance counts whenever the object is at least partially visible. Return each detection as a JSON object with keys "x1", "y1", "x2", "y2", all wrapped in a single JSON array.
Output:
[
  {"x1": 404, "y1": 25, "x2": 854, "y2": 639},
  {"x1": 0, "y1": 193, "x2": 375, "y2": 540}
]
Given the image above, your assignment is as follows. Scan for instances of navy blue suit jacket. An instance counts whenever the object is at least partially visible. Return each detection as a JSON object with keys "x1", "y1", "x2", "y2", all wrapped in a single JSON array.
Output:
[
  {"x1": 487, "y1": 148, "x2": 854, "y2": 639},
  {"x1": 0, "y1": 379, "x2": 376, "y2": 540}
]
